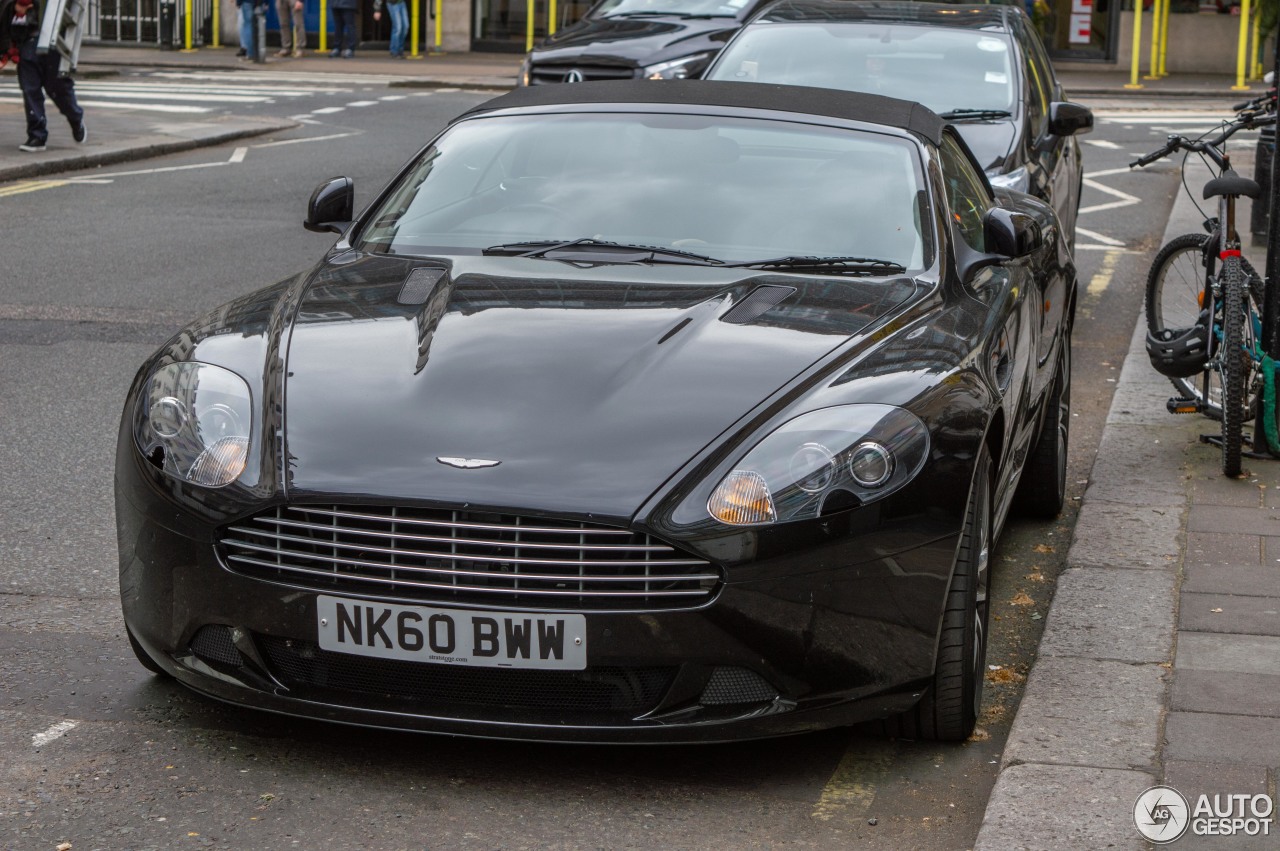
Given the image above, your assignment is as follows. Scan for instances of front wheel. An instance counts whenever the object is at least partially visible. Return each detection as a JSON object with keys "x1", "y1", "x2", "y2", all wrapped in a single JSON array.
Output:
[
  {"x1": 1219, "y1": 255, "x2": 1249, "y2": 477},
  {"x1": 886, "y1": 446, "x2": 992, "y2": 741}
]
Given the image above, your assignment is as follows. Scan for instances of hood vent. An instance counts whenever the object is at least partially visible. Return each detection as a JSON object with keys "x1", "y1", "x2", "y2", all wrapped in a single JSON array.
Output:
[
  {"x1": 397, "y1": 265, "x2": 449, "y2": 305},
  {"x1": 720, "y1": 285, "x2": 796, "y2": 325}
]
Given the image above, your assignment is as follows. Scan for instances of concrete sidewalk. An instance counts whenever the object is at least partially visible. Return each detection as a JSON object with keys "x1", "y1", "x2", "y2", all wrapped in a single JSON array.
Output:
[
  {"x1": 2, "y1": 44, "x2": 1278, "y2": 848},
  {"x1": 976, "y1": 152, "x2": 1280, "y2": 848}
]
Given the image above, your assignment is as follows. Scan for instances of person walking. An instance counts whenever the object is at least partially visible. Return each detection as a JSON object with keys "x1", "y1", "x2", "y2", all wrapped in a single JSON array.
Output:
[
  {"x1": 0, "y1": 0, "x2": 85, "y2": 152},
  {"x1": 235, "y1": 0, "x2": 254, "y2": 58},
  {"x1": 276, "y1": 0, "x2": 305, "y2": 57},
  {"x1": 373, "y1": 0, "x2": 407, "y2": 58},
  {"x1": 329, "y1": 0, "x2": 357, "y2": 57}
]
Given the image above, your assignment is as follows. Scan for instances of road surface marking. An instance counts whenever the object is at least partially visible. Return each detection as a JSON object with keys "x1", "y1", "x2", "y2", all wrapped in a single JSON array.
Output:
[
  {"x1": 1076, "y1": 227, "x2": 1126, "y2": 247},
  {"x1": 32, "y1": 721, "x2": 77, "y2": 747},
  {"x1": 812, "y1": 742, "x2": 893, "y2": 821},
  {"x1": 1085, "y1": 139, "x2": 1121, "y2": 149},
  {"x1": 312, "y1": 106, "x2": 345, "y2": 114}
]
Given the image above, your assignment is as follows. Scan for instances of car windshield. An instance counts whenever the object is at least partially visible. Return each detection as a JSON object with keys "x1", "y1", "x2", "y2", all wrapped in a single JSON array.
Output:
[
  {"x1": 594, "y1": 0, "x2": 749, "y2": 17},
  {"x1": 706, "y1": 24, "x2": 1017, "y2": 116},
  {"x1": 356, "y1": 112, "x2": 930, "y2": 271}
]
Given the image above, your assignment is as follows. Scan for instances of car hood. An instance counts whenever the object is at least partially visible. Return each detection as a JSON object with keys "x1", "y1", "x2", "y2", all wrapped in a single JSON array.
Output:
[
  {"x1": 533, "y1": 15, "x2": 735, "y2": 64},
  {"x1": 280, "y1": 254, "x2": 924, "y2": 519},
  {"x1": 951, "y1": 121, "x2": 1017, "y2": 172}
]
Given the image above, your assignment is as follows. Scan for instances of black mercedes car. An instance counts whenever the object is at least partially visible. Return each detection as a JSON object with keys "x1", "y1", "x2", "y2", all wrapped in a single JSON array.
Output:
[
  {"x1": 702, "y1": 1, "x2": 1093, "y2": 242},
  {"x1": 116, "y1": 80, "x2": 1076, "y2": 744},
  {"x1": 518, "y1": 0, "x2": 770, "y2": 85}
]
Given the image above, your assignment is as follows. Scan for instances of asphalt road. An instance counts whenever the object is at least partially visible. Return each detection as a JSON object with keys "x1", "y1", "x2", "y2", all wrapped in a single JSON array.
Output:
[{"x1": 0, "y1": 77, "x2": 1212, "y2": 850}]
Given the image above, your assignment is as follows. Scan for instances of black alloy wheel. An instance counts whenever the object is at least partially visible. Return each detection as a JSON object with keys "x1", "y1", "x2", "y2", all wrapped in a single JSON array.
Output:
[
  {"x1": 1013, "y1": 340, "x2": 1070, "y2": 518},
  {"x1": 886, "y1": 446, "x2": 992, "y2": 741}
]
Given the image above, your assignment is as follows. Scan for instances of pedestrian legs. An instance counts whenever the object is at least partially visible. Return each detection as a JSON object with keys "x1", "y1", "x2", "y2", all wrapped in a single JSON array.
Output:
[
  {"x1": 388, "y1": 0, "x2": 407, "y2": 56},
  {"x1": 332, "y1": 8, "x2": 356, "y2": 56},
  {"x1": 276, "y1": 0, "x2": 305, "y2": 54},
  {"x1": 238, "y1": 2, "x2": 254, "y2": 57}
]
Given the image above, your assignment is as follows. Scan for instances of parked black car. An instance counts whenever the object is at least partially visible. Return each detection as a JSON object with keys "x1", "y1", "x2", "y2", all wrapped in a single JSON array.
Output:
[
  {"x1": 703, "y1": 0, "x2": 1093, "y2": 242},
  {"x1": 519, "y1": 0, "x2": 770, "y2": 85},
  {"x1": 117, "y1": 80, "x2": 1076, "y2": 744}
]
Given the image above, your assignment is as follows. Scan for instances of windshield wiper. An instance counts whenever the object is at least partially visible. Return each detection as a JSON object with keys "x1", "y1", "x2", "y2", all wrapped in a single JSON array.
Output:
[
  {"x1": 482, "y1": 238, "x2": 724, "y2": 265},
  {"x1": 938, "y1": 108, "x2": 1013, "y2": 121},
  {"x1": 725, "y1": 255, "x2": 907, "y2": 275}
]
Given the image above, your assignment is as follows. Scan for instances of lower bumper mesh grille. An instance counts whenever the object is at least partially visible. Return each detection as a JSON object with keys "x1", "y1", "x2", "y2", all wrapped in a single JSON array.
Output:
[{"x1": 259, "y1": 636, "x2": 675, "y2": 717}]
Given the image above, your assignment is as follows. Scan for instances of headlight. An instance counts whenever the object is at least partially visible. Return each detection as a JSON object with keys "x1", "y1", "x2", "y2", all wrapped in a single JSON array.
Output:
[
  {"x1": 641, "y1": 52, "x2": 713, "y2": 80},
  {"x1": 701, "y1": 405, "x2": 929, "y2": 526},
  {"x1": 988, "y1": 166, "x2": 1030, "y2": 195},
  {"x1": 133, "y1": 362, "x2": 254, "y2": 488}
]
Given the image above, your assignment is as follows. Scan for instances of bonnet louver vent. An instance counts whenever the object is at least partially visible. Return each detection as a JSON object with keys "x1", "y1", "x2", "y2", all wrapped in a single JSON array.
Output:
[{"x1": 720, "y1": 285, "x2": 797, "y2": 325}]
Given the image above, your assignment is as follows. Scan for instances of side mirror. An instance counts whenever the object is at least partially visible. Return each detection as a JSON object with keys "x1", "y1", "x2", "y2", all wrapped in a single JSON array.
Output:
[
  {"x1": 1047, "y1": 101, "x2": 1094, "y2": 137},
  {"x1": 305, "y1": 177, "x2": 354, "y2": 234},
  {"x1": 984, "y1": 208, "x2": 1043, "y2": 258}
]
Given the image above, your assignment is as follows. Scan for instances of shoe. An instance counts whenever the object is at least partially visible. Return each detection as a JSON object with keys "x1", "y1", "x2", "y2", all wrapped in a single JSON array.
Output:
[
  {"x1": 329, "y1": 48, "x2": 340, "y2": 57},
  {"x1": 235, "y1": 47, "x2": 247, "y2": 57},
  {"x1": 341, "y1": 49, "x2": 353, "y2": 58},
  {"x1": 292, "y1": 48, "x2": 303, "y2": 57},
  {"x1": 392, "y1": 51, "x2": 406, "y2": 59},
  {"x1": 276, "y1": 48, "x2": 291, "y2": 57},
  {"x1": 18, "y1": 138, "x2": 46, "y2": 152},
  {"x1": 72, "y1": 122, "x2": 86, "y2": 144}
]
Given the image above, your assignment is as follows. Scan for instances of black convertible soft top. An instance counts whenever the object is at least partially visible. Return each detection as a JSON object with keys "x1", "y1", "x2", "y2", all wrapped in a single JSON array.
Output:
[{"x1": 457, "y1": 80, "x2": 946, "y2": 145}]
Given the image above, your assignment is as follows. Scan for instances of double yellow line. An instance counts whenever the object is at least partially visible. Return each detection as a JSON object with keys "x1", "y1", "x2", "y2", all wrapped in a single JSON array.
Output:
[{"x1": 0, "y1": 179, "x2": 71, "y2": 197}]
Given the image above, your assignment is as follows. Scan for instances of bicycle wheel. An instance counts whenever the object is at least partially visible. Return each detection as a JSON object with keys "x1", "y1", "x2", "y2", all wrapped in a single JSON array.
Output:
[
  {"x1": 1220, "y1": 254, "x2": 1249, "y2": 477},
  {"x1": 1145, "y1": 234, "x2": 1263, "y2": 419}
]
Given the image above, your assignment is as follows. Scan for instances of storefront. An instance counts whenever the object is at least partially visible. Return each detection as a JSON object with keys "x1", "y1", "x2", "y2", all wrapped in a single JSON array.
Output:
[
  {"x1": 471, "y1": 0, "x2": 591, "y2": 51},
  {"x1": 1033, "y1": 0, "x2": 1120, "y2": 61}
]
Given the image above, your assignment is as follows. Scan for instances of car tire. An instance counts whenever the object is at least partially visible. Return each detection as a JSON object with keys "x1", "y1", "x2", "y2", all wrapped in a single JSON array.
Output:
[
  {"x1": 126, "y1": 624, "x2": 170, "y2": 677},
  {"x1": 1013, "y1": 339, "x2": 1070, "y2": 518},
  {"x1": 886, "y1": 446, "x2": 992, "y2": 742}
]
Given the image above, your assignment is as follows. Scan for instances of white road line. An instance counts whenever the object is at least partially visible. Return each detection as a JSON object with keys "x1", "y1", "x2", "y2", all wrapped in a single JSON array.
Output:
[
  {"x1": 229, "y1": 146, "x2": 248, "y2": 163},
  {"x1": 71, "y1": 90, "x2": 274, "y2": 104},
  {"x1": 32, "y1": 721, "x2": 77, "y2": 748},
  {"x1": 67, "y1": 161, "x2": 231, "y2": 180},
  {"x1": 379, "y1": 95, "x2": 407, "y2": 100},
  {"x1": 1075, "y1": 227, "x2": 1126, "y2": 247},
  {"x1": 346, "y1": 100, "x2": 378, "y2": 106},
  {"x1": 252, "y1": 131, "x2": 359, "y2": 148},
  {"x1": 1079, "y1": 174, "x2": 1141, "y2": 215},
  {"x1": 0, "y1": 96, "x2": 210, "y2": 113},
  {"x1": 311, "y1": 106, "x2": 345, "y2": 114},
  {"x1": 1085, "y1": 139, "x2": 1121, "y2": 149}
]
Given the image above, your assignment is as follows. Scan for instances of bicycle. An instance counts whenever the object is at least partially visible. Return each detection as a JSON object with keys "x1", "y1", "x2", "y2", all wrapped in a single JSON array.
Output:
[{"x1": 1134, "y1": 98, "x2": 1276, "y2": 476}]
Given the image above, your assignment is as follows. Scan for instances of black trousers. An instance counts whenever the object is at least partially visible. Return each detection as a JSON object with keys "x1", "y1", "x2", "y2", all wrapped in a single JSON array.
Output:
[
  {"x1": 18, "y1": 41, "x2": 83, "y2": 145},
  {"x1": 332, "y1": 8, "x2": 356, "y2": 52}
]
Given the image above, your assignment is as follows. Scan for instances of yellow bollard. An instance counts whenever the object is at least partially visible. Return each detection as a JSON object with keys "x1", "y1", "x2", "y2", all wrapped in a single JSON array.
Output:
[
  {"x1": 211, "y1": 0, "x2": 219, "y2": 47},
  {"x1": 1252, "y1": 10, "x2": 1263, "y2": 80},
  {"x1": 1125, "y1": 2, "x2": 1143, "y2": 89},
  {"x1": 1233, "y1": 0, "x2": 1252, "y2": 90},
  {"x1": 319, "y1": 0, "x2": 327, "y2": 52},
  {"x1": 549, "y1": 0, "x2": 556, "y2": 35},
  {"x1": 433, "y1": 0, "x2": 442, "y2": 52},
  {"x1": 526, "y1": 0, "x2": 534, "y2": 52},
  {"x1": 1158, "y1": 0, "x2": 1169, "y2": 77},
  {"x1": 181, "y1": 0, "x2": 195, "y2": 50},
  {"x1": 410, "y1": 0, "x2": 420, "y2": 57},
  {"x1": 1144, "y1": 0, "x2": 1161, "y2": 79}
]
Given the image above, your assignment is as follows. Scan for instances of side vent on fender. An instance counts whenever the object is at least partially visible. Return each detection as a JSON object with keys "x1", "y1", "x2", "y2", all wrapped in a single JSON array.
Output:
[{"x1": 398, "y1": 266, "x2": 449, "y2": 305}]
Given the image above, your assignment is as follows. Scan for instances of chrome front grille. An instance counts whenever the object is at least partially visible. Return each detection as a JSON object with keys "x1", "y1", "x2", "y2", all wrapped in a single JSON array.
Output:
[
  {"x1": 219, "y1": 505, "x2": 720, "y2": 611},
  {"x1": 528, "y1": 64, "x2": 636, "y2": 84}
]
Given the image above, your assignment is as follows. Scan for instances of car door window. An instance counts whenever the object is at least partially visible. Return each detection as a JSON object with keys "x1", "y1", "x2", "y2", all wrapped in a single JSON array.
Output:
[{"x1": 938, "y1": 133, "x2": 993, "y2": 252}]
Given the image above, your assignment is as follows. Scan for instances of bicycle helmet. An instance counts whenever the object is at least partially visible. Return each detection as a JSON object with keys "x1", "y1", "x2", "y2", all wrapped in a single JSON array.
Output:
[{"x1": 1146, "y1": 313, "x2": 1210, "y2": 379}]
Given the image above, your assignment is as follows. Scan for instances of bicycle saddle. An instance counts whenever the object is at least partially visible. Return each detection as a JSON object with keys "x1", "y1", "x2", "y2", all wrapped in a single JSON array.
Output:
[{"x1": 1203, "y1": 170, "x2": 1261, "y2": 199}]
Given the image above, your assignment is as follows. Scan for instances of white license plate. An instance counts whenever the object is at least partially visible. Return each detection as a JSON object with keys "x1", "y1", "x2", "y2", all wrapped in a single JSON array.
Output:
[{"x1": 316, "y1": 596, "x2": 587, "y2": 670}]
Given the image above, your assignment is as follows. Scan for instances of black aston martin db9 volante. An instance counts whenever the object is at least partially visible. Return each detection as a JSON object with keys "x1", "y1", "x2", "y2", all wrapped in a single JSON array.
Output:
[{"x1": 116, "y1": 81, "x2": 1076, "y2": 743}]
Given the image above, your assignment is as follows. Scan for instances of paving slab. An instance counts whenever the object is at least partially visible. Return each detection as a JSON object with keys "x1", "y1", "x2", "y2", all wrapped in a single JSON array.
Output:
[
  {"x1": 1183, "y1": 563, "x2": 1280, "y2": 595},
  {"x1": 974, "y1": 764, "x2": 1153, "y2": 851},
  {"x1": 1179, "y1": 593, "x2": 1280, "y2": 635},
  {"x1": 999, "y1": 657, "x2": 1165, "y2": 771},
  {"x1": 1176, "y1": 632, "x2": 1280, "y2": 676},
  {"x1": 1188, "y1": 530, "x2": 1265, "y2": 566},
  {"x1": 1171, "y1": 669, "x2": 1280, "y2": 717},
  {"x1": 1036, "y1": 567, "x2": 1176, "y2": 662},
  {"x1": 1188, "y1": 505, "x2": 1280, "y2": 538},
  {"x1": 1164, "y1": 711, "x2": 1280, "y2": 766}
]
